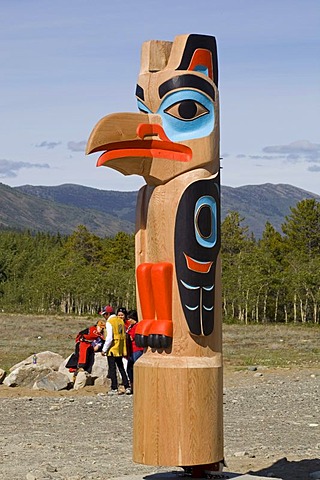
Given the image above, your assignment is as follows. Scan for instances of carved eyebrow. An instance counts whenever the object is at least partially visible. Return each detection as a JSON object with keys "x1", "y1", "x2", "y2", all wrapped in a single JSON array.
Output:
[
  {"x1": 135, "y1": 84, "x2": 144, "y2": 101},
  {"x1": 159, "y1": 74, "x2": 215, "y2": 101}
]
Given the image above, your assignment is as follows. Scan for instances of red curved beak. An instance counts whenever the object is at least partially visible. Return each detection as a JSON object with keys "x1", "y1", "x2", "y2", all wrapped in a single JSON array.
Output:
[{"x1": 96, "y1": 123, "x2": 192, "y2": 166}]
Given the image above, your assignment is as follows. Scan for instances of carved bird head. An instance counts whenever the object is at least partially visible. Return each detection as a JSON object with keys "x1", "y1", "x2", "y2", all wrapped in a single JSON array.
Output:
[{"x1": 87, "y1": 34, "x2": 219, "y2": 186}]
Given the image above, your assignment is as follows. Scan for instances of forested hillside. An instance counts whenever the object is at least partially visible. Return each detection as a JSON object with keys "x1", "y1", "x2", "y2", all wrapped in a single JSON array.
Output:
[
  {"x1": 0, "y1": 199, "x2": 319, "y2": 324},
  {"x1": 12, "y1": 182, "x2": 320, "y2": 239},
  {"x1": 220, "y1": 183, "x2": 320, "y2": 238},
  {"x1": 0, "y1": 183, "x2": 135, "y2": 236},
  {"x1": 15, "y1": 183, "x2": 138, "y2": 223}
]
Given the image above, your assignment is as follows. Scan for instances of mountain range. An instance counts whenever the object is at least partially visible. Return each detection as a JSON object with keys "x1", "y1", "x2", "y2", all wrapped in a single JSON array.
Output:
[{"x1": 0, "y1": 182, "x2": 319, "y2": 238}]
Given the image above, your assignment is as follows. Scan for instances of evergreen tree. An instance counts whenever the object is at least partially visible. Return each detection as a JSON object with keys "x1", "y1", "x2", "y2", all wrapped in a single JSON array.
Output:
[{"x1": 282, "y1": 199, "x2": 320, "y2": 256}]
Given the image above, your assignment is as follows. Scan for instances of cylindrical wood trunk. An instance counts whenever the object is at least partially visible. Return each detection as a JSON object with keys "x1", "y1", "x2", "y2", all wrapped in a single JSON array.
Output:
[{"x1": 133, "y1": 354, "x2": 223, "y2": 466}]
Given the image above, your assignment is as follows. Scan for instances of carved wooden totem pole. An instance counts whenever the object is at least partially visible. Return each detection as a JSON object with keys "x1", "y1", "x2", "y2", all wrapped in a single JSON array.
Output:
[{"x1": 87, "y1": 33, "x2": 223, "y2": 475}]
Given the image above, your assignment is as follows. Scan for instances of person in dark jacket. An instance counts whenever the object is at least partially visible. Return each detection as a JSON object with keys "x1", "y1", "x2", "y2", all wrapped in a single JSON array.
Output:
[
  {"x1": 125, "y1": 309, "x2": 144, "y2": 392},
  {"x1": 66, "y1": 320, "x2": 105, "y2": 375}
]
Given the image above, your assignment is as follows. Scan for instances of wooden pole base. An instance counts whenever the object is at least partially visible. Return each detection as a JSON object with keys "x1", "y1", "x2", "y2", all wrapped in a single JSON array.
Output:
[{"x1": 133, "y1": 353, "x2": 223, "y2": 466}]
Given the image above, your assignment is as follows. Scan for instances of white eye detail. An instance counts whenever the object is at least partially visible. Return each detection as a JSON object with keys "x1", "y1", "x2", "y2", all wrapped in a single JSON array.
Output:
[
  {"x1": 194, "y1": 196, "x2": 217, "y2": 248},
  {"x1": 164, "y1": 100, "x2": 209, "y2": 121},
  {"x1": 196, "y1": 204, "x2": 212, "y2": 239}
]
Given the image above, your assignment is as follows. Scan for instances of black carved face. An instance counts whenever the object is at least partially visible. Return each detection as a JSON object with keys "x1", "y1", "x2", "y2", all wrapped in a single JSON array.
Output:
[{"x1": 174, "y1": 176, "x2": 220, "y2": 336}]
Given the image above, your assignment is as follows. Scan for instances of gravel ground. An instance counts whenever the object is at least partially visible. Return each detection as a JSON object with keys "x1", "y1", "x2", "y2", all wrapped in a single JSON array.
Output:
[{"x1": 0, "y1": 367, "x2": 319, "y2": 480}]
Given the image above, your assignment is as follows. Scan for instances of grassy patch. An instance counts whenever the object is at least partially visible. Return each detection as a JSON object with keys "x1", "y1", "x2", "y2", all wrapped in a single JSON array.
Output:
[
  {"x1": 0, "y1": 314, "x2": 319, "y2": 372},
  {"x1": 0, "y1": 313, "x2": 95, "y2": 372},
  {"x1": 223, "y1": 323, "x2": 320, "y2": 368}
]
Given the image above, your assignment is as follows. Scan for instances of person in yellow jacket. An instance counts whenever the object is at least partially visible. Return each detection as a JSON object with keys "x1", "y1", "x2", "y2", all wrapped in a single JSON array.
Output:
[{"x1": 100, "y1": 305, "x2": 131, "y2": 395}]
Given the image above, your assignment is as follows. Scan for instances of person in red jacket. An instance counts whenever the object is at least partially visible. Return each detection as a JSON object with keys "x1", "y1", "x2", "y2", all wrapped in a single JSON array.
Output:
[
  {"x1": 126, "y1": 310, "x2": 144, "y2": 392},
  {"x1": 66, "y1": 320, "x2": 105, "y2": 374}
]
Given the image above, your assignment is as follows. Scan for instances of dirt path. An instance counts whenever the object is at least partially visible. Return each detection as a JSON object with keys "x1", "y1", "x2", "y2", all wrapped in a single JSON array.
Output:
[{"x1": 0, "y1": 367, "x2": 319, "y2": 480}]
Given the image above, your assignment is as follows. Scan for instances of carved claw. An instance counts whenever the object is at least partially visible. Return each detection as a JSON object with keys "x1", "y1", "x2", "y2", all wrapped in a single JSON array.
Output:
[
  {"x1": 148, "y1": 334, "x2": 172, "y2": 349},
  {"x1": 135, "y1": 334, "x2": 149, "y2": 348},
  {"x1": 135, "y1": 319, "x2": 154, "y2": 348},
  {"x1": 135, "y1": 319, "x2": 173, "y2": 349},
  {"x1": 147, "y1": 320, "x2": 173, "y2": 349}
]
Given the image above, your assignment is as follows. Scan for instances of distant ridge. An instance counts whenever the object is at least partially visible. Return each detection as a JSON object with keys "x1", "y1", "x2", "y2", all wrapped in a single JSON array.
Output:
[
  {"x1": 221, "y1": 183, "x2": 320, "y2": 237},
  {"x1": 0, "y1": 182, "x2": 317, "y2": 238},
  {"x1": 0, "y1": 183, "x2": 135, "y2": 237}
]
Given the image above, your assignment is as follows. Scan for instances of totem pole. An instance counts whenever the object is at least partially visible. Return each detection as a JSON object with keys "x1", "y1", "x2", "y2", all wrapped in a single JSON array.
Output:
[{"x1": 87, "y1": 34, "x2": 223, "y2": 475}]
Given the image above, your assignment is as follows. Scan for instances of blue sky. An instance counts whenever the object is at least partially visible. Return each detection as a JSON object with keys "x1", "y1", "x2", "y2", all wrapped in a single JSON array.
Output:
[{"x1": 0, "y1": 0, "x2": 319, "y2": 193}]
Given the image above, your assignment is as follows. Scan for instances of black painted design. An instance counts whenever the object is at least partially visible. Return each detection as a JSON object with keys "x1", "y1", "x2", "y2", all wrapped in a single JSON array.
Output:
[
  {"x1": 159, "y1": 74, "x2": 215, "y2": 101},
  {"x1": 174, "y1": 176, "x2": 220, "y2": 336},
  {"x1": 176, "y1": 34, "x2": 218, "y2": 87},
  {"x1": 135, "y1": 84, "x2": 144, "y2": 101}
]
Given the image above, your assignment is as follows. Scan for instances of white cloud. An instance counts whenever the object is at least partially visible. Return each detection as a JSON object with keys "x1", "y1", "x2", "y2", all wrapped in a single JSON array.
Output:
[
  {"x1": 36, "y1": 141, "x2": 61, "y2": 149},
  {"x1": 0, "y1": 159, "x2": 50, "y2": 178},
  {"x1": 262, "y1": 140, "x2": 320, "y2": 162},
  {"x1": 67, "y1": 141, "x2": 86, "y2": 152},
  {"x1": 248, "y1": 155, "x2": 283, "y2": 160},
  {"x1": 233, "y1": 141, "x2": 320, "y2": 166},
  {"x1": 308, "y1": 165, "x2": 320, "y2": 172}
]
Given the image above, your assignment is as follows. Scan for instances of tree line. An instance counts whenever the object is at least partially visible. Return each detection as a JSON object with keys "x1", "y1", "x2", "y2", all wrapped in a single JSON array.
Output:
[{"x1": 0, "y1": 199, "x2": 319, "y2": 324}]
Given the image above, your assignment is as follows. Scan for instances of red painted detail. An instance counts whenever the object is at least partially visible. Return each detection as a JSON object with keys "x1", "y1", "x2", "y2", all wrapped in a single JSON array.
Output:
[
  {"x1": 96, "y1": 140, "x2": 192, "y2": 166},
  {"x1": 137, "y1": 123, "x2": 170, "y2": 142},
  {"x1": 137, "y1": 263, "x2": 155, "y2": 320},
  {"x1": 188, "y1": 48, "x2": 213, "y2": 81},
  {"x1": 148, "y1": 319, "x2": 173, "y2": 337},
  {"x1": 184, "y1": 253, "x2": 213, "y2": 273},
  {"x1": 136, "y1": 262, "x2": 173, "y2": 341},
  {"x1": 78, "y1": 342, "x2": 92, "y2": 366},
  {"x1": 135, "y1": 318, "x2": 155, "y2": 337},
  {"x1": 151, "y1": 262, "x2": 173, "y2": 322}
]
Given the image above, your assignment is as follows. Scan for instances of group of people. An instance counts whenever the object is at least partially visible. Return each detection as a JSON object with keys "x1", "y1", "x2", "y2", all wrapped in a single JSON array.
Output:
[{"x1": 66, "y1": 305, "x2": 144, "y2": 395}]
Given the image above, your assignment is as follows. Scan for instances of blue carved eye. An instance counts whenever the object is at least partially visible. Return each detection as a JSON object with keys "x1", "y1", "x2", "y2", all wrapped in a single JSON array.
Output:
[
  {"x1": 164, "y1": 99, "x2": 209, "y2": 121},
  {"x1": 158, "y1": 90, "x2": 214, "y2": 142},
  {"x1": 194, "y1": 196, "x2": 217, "y2": 248},
  {"x1": 136, "y1": 91, "x2": 214, "y2": 142}
]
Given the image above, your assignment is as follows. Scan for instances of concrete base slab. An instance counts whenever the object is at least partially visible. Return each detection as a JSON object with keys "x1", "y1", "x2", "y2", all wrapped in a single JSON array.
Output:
[{"x1": 112, "y1": 471, "x2": 282, "y2": 480}]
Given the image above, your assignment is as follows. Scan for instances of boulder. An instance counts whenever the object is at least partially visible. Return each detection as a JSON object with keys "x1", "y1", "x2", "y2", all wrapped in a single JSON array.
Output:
[
  {"x1": 59, "y1": 352, "x2": 108, "y2": 385},
  {"x1": 10, "y1": 351, "x2": 64, "y2": 372},
  {"x1": 4, "y1": 365, "x2": 52, "y2": 388},
  {"x1": 33, "y1": 371, "x2": 70, "y2": 391},
  {"x1": 91, "y1": 353, "x2": 108, "y2": 379},
  {"x1": 58, "y1": 354, "x2": 76, "y2": 382},
  {"x1": 0, "y1": 368, "x2": 6, "y2": 384},
  {"x1": 94, "y1": 376, "x2": 110, "y2": 388},
  {"x1": 73, "y1": 370, "x2": 88, "y2": 390}
]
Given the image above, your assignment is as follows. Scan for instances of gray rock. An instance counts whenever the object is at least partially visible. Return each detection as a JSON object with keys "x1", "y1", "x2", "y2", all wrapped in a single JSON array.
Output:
[
  {"x1": 94, "y1": 376, "x2": 110, "y2": 388},
  {"x1": 310, "y1": 471, "x2": 320, "y2": 479},
  {"x1": 58, "y1": 355, "x2": 75, "y2": 382},
  {"x1": 10, "y1": 351, "x2": 64, "y2": 372},
  {"x1": 234, "y1": 450, "x2": 249, "y2": 457},
  {"x1": 73, "y1": 370, "x2": 88, "y2": 390},
  {"x1": 59, "y1": 352, "x2": 108, "y2": 385},
  {"x1": 4, "y1": 365, "x2": 52, "y2": 387},
  {"x1": 33, "y1": 371, "x2": 70, "y2": 391},
  {"x1": 0, "y1": 367, "x2": 6, "y2": 383},
  {"x1": 26, "y1": 474, "x2": 37, "y2": 480},
  {"x1": 91, "y1": 352, "x2": 108, "y2": 379}
]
